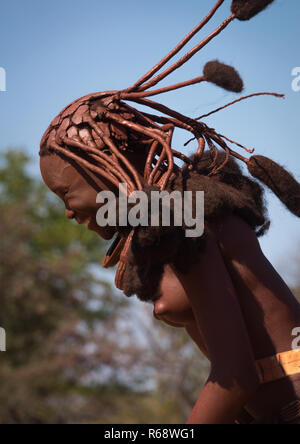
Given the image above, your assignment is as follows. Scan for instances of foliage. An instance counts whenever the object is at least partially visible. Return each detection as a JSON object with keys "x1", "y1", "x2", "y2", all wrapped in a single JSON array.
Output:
[{"x1": 0, "y1": 149, "x2": 209, "y2": 424}]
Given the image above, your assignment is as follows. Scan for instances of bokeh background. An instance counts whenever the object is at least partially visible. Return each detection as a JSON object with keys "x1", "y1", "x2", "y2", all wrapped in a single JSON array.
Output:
[{"x1": 0, "y1": 0, "x2": 299, "y2": 423}]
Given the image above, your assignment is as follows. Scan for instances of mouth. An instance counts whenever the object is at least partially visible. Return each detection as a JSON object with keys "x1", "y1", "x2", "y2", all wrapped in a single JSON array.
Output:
[{"x1": 75, "y1": 216, "x2": 92, "y2": 227}]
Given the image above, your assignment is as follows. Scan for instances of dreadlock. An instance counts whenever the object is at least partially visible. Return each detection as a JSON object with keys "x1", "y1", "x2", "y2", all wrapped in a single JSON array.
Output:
[{"x1": 40, "y1": 0, "x2": 299, "y2": 301}]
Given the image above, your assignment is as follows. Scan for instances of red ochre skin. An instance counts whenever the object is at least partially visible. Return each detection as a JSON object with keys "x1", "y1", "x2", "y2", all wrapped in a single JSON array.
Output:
[{"x1": 40, "y1": 154, "x2": 300, "y2": 424}]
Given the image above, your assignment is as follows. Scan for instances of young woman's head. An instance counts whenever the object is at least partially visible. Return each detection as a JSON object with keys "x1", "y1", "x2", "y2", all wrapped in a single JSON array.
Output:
[
  {"x1": 39, "y1": 100, "x2": 197, "y2": 324},
  {"x1": 38, "y1": 89, "x2": 266, "y2": 301},
  {"x1": 39, "y1": 91, "x2": 160, "y2": 240}
]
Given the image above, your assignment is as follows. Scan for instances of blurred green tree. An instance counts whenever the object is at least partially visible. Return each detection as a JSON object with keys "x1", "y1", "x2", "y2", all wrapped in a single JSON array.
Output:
[
  {"x1": 0, "y1": 150, "x2": 139, "y2": 423},
  {"x1": 0, "y1": 149, "x2": 209, "y2": 424}
]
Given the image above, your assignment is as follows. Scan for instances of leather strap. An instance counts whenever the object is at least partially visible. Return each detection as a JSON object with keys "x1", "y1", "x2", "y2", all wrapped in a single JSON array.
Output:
[
  {"x1": 255, "y1": 349, "x2": 300, "y2": 384},
  {"x1": 115, "y1": 230, "x2": 134, "y2": 291},
  {"x1": 102, "y1": 231, "x2": 134, "y2": 291},
  {"x1": 102, "y1": 235, "x2": 126, "y2": 269}
]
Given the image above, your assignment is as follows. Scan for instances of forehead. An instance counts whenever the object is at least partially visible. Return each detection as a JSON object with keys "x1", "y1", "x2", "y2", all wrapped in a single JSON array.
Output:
[
  {"x1": 40, "y1": 153, "x2": 112, "y2": 195},
  {"x1": 40, "y1": 153, "x2": 73, "y2": 192}
]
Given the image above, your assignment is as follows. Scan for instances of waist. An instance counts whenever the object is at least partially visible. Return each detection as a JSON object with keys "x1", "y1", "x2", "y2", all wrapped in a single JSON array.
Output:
[
  {"x1": 255, "y1": 349, "x2": 300, "y2": 384},
  {"x1": 237, "y1": 399, "x2": 300, "y2": 424},
  {"x1": 242, "y1": 349, "x2": 300, "y2": 422}
]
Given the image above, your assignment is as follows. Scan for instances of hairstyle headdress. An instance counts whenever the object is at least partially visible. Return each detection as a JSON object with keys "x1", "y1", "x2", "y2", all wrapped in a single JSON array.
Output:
[{"x1": 40, "y1": 0, "x2": 299, "y2": 295}]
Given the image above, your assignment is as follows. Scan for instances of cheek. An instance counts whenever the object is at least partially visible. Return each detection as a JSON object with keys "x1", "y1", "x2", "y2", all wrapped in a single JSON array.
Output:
[{"x1": 68, "y1": 187, "x2": 99, "y2": 213}]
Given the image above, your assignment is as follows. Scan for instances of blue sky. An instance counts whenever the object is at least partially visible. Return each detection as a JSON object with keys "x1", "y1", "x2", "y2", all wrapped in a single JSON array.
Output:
[{"x1": 0, "y1": 0, "x2": 299, "y2": 283}]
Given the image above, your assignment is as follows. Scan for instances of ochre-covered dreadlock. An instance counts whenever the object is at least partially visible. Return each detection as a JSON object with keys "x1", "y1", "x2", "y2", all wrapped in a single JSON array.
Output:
[{"x1": 40, "y1": 0, "x2": 299, "y2": 300}]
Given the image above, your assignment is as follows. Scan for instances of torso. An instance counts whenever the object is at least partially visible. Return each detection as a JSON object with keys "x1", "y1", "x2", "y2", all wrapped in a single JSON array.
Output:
[
  {"x1": 155, "y1": 215, "x2": 300, "y2": 420},
  {"x1": 214, "y1": 218, "x2": 300, "y2": 419}
]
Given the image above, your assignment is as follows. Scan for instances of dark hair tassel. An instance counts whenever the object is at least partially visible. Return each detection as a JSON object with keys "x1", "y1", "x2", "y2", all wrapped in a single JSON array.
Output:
[
  {"x1": 231, "y1": 0, "x2": 275, "y2": 21},
  {"x1": 203, "y1": 60, "x2": 244, "y2": 93},
  {"x1": 248, "y1": 155, "x2": 300, "y2": 217}
]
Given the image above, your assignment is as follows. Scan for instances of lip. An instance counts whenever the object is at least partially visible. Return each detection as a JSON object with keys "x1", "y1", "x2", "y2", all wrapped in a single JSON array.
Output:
[{"x1": 76, "y1": 217, "x2": 92, "y2": 227}]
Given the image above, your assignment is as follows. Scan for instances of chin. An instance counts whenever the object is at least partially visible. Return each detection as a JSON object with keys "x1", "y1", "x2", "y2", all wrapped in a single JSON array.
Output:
[{"x1": 90, "y1": 226, "x2": 116, "y2": 240}]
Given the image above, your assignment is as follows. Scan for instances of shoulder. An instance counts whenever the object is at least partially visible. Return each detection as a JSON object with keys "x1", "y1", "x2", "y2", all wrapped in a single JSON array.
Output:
[{"x1": 208, "y1": 215, "x2": 262, "y2": 260}]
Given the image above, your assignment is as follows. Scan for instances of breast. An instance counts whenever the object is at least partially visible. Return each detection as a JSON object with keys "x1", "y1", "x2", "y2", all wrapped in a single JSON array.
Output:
[{"x1": 153, "y1": 265, "x2": 195, "y2": 325}]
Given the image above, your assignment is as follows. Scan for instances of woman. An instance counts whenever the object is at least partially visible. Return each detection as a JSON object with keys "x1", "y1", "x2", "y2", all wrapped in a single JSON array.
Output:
[{"x1": 40, "y1": 0, "x2": 300, "y2": 424}]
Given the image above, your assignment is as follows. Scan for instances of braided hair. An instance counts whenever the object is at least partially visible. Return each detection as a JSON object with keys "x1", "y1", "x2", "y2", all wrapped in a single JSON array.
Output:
[{"x1": 40, "y1": 0, "x2": 300, "y2": 301}]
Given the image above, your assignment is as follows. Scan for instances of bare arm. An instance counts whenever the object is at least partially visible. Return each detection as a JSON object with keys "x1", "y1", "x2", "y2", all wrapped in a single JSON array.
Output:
[
  {"x1": 212, "y1": 215, "x2": 300, "y2": 354},
  {"x1": 185, "y1": 321, "x2": 210, "y2": 359},
  {"x1": 174, "y1": 235, "x2": 259, "y2": 424}
]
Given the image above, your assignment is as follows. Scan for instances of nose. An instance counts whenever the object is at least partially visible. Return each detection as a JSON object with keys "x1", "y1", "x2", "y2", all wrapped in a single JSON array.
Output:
[
  {"x1": 153, "y1": 301, "x2": 168, "y2": 318},
  {"x1": 65, "y1": 209, "x2": 75, "y2": 219}
]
